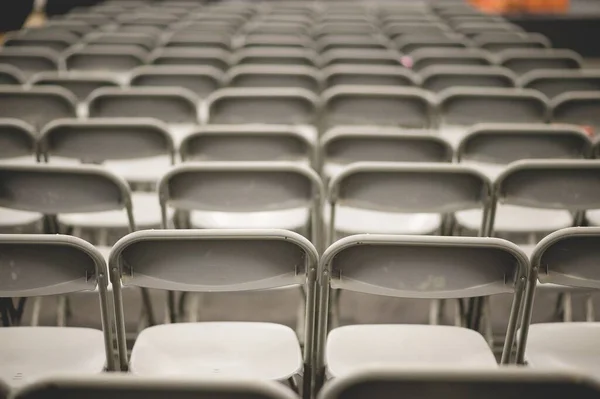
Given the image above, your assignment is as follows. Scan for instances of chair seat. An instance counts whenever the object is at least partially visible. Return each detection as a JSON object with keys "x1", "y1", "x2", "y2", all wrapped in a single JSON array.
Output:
[
  {"x1": 191, "y1": 207, "x2": 309, "y2": 230},
  {"x1": 0, "y1": 327, "x2": 106, "y2": 388},
  {"x1": 130, "y1": 322, "x2": 302, "y2": 380},
  {"x1": 525, "y1": 322, "x2": 600, "y2": 379},
  {"x1": 325, "y1": 205, "x2": 441, "y2": 237},
  {"x1": 59, "y1": 191, "x2": 169, "y2": 228},
  {"x1": 455, "y1": 204, "x2": 573, "y2": 233},
  {"x1": 0, "y1": 156, "x2": 37, "y2": 165},
  {"x1": 104, "y1": 155, "x2": 172, "y2": 184},
  {"x1": 326, "y1": 324, "x2": 497, "y2": 377},
  {"x1": 0, "y1": 207, "x2": 43, "y2": 228},
  {"x1": 585, "y1": 209, "x2": 600, "y2": 226}
]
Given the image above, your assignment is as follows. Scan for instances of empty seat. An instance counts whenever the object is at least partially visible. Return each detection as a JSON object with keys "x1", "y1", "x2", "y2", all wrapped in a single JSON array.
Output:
[
  {"x1": 30, "y1": 21, "x2": 93, "y2": 37},
  {"x1": 498, "y1": 49, "x2": 583, "y2": 76},
  {"x1": 0, "y1": 65, "x2": 25, "y2": 85},
  {"x1": 113, "y1": 24, "x2": 163, "y2": 36},
  {"x1": 63, "y1": 13, "x2": 113, "y2": 27},
  {"x1": 117, "y1": 14, "x2": 179, "y2": 28},
  {"x1": 313, "y1": 22, "x2": 376, "y2": 37},
  {"x1": 383, "y1": 22, "x2": 453, "y2": 40},
  {"x1": 162, "y1": 32, "x2": 231, "y2": 51},
  {"x1": 83, "y1": 32, "x2": 157, "y2": 52},
  {"x1": 316, "y1": 35, "x2": 390, "y2": 52},
  {"x1": 410, "y1": 48, "x2": 494, "y2": 71},
  {"x1": 0, "y1": 87, "x2": 76, "y2": 130},
  {"x1": 64, "y1": 47, "x2": 146, "y2": 75},
  {"x1": 517, "y1": 227, "x2": 600, "y2": 375},
  {"x1": 233, "y1": 48, "x2": 318, "y2": 67},
  {"x1": 241, "y1": 33, "x2": 313, "y2": 49},
  {"x1": 206, "y1": 88, "x2": 318, "y2": 127},
  {"x1": 457, "y1": 123, "x2": 591, "y2": 179},
  {"x1": 40, "y1": 118, "x2": 175, "y2": 187},
  {"x1": 0, "y1": 119, "x2": 36, "y2": 165},
  {"x1": 522, "y1": 70, "x2": 600, "y2": 99},
  {"x1": 0, "y1": 48, "x2": 60, "y2": 79},
  {"x1": 323, "y1": 65, "x2": 418, "y2": 89},
  {"x1": 551, "y1": 92, "x2": 600, "y2": 132},
  {"x1": 314, "y1": 234, "x2": 527, "y2": 385},
  {"x1": 180, "y1": 126, "x2": 314, "y2": 164},
  {"x1": 173, "y1": 21, "x2": 239, "y2": 36},
  {"x1": 319, "y1": 369, "x2": 600, "y2": 399},
  {"x1": 129, "y1": 66, "x2": 223, "y2": 98},
  {"x1": 438, "y1": 88, "x2": 548, "y2": 145},
  {"x1": 320, "y1": 49, "x2": 402, "y2": 67},
  {"x1": 320, "y1": 127, "x2": 452, "y2": 179},
  {"x1": 3, "y1": 34, "x2": 77, "y2": 53},
  {"x1": 322, "y1": 86, "x2": 434, "y2": 129},
  {"x1": 395, "y1": 37, "x2": 471, "y2": 54},
  {"x1": 225, "y1": 66, "x2": 320, "y2": 92},
  {"x1": 29, "y1": 72, "x2": 121, "y2": 103},
  {"x1": 87, "y1": 88, "x2": 199, "y2": 142},
  {"x1": 455, "y1": 22, "x2": 524, "y2": 37},
  {"x1": 421, "y1": 66, "x2": 516, "y2": 92},
  {"x1": 248, "y1": 22, "x2": 311, "y2": 36},
  {"x1": 149, "y1": 48, "x2": 231, "y2": 71},
  {"x1": 474, "y1": 33, "x2": 551, "y2": 52},
  {"x1": 13, "y1": 376, "x2": 299, "y2": 399},
  {"x1": 0, "y1": 234, "x2": 115, "y2": 387}
]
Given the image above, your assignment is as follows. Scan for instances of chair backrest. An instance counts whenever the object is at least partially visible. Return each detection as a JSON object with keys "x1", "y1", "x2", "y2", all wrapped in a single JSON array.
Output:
[
  {"x1": 0, "y1": 164, "x2": 133, "y2": 220},
  {"x1": 87, "y1": 87, "x2": 199, "y2": 125},
  {"x1": 438, "y1": 88, "x2": 548, "y2": 127},
  {"x1": 13, "y1": 376, "x2": 300, "y2": 399},
  {"x1": 29, "y1": 72, "x2": 121, "y2": 103},
  {"x1": 84, "y1": 32, "x2": 157, "y2": 52},
  {"x1": 395, "y1": 37, "x2": 471, "y2": 54},
  {"x1": 420, "y1": 66, "x2": 516, "y2": 92},
  {"x1": 322, "y1": 86, "x2": 434, "y2": 129},
  {"x1": 410, "y1": 48, "x2": 494, "y2": 71},
  {"x1": 0, "y1": 65, "x2": 25, "y2": 85},
  {"x1": 316, "y1": 35, "x2": 389, "y2": 52},
  {"x1": 3, "y1": 34, "x2": 76, "y2": 53},
  {"x1": 0, "y1": 119, "x2": 36, "y2": 161},
  {"x1": 321, "y1": 128, "x2": 452, "y2": 172},
  {"x1": 329, "y1": 163, "x2": 491, "y2": 232},
  {"x1": 164, "y1": 32, "x2": 231, "y2": 51},
  {"x1": 0, "y1": 86, "x2": 77, "y2": 130},
  {"x1": 384, "y1": 22, "x2": 451, "y2": 40},
  {"x1": 0, "y1": 48, "x2": 60, "y2": 79},
  {"x1": 43, "y1": 21, "x2": 94, "y2": 36},
  {"x1": 149, "y1": 48, "x2": 231, "y2": 71},
  {"x1": 457, "y1": 123, "x2": 591, "y2": 164},
  {"x1": 206, "y1": 88, "x2": 318, "y2": 125},
  {"x1": 241, "y1": 33, "x2": 313, "y2": 49},
  {"x1": 498, "y1": 49, "x2": 583, "y2": 75},
  {"x1": 476, "y1": 34, "x2": 551, "y2": 53},
  {"x1": 19, "y1": 26, "x2": 82, "y2": 42},
  {"x1": 551, "y1": 92, "x2": 600, "y2": 130},
  {"x1": 455, "y1": 22, "x2": 524, "y2": 37},
  {"x1": 180, "y1": 126, "x2": 313, "y2": 163},
  {"x1": 233, "y1": 48, "x2": 318, "y2": 67},
  {"x1": 318, "y1": 369, "x2": 600, "y2": 399},
  {"x1": 225, "y1": 65, "x2": 320, "y2": 92},
  {"x1": 64, "y1": 47, "x2": 146, "y2": 73},
  {"x1": 40, "y1": 118, "x2": 174, "y2": 163},
  {"x1": 129, "y1": 66, "x2": 222, "y2": 98},
  {"x1": 320, "y1": 49, "x2": 402, "y2": 67},
  {"x1": 521, "y1": 70, "x2": 600, "y2": 99},
  {"x1": 493, "y1": 160, "x2": 600, "y2": 212},
  {"x1": 322, "y1": 65, "x2": 419, "y2": 89}
]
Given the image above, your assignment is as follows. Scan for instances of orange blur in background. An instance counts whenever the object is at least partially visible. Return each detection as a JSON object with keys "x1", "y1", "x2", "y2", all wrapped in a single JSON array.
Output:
[{"x1": 471, "y1": 0, "x2": 569, "y2": 13}]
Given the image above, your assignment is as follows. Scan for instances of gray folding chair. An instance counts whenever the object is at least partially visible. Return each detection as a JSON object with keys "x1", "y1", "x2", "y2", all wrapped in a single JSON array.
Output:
[
  {"x1": 247, "y1": 22, "x2": 311, "y2": 36},
  {"x1": 420, "y1": 66, "x2": 516, "y2": 93},
  {"x1": 180, "y1": 126, "x2": 315, "y2": 166},
  {"x1": 17, "y1": 27, "x2": 81, "y2": 43},
  {"x1": 12, "y1": 376, "x2": 299, "y2": 399},
  {"x1": 41, "y1": 21, "x2": 93, "y2": 37},
  {"x1": 224, "y1": 66, "x2": 320, "y2": 93},
  {"x1": 383, "y1": 22, "x2": 453, "y2": 41},
  {"x1": 313, "y1": 23, "x2": 377, "y2": 37},
  {"x1": 64, "y1": 13, "x2": 112, "y2": 27},
  {"x1": 29, "y1": 72, "x2": 121, "y2": 104},
  {"x1": 475, "y1": 34, "x2": 551, "y2": 53},
  {"x1": 327, "y1": 162, "x2": 492, "y2": 242},
  {"x1": 456, "y1": 123, "x2": 591, "y2": 180},
  {"x1": 438, "y1": 88, "x2": 548, "y2": 146},
  {"x1": 0, "y1": 65, "x2": 25, "y2": 85},
  {"x1": 320, "y1": 49, "x2": 402, "y2": 68},
  {"x1": 521, "y1": 70, "x2": 600, "y2": 99},
  {"x1": 117, "y1": 14, "x2": 178, "y2": 28},
  {"x1": 0, "y1": 234, "x2": 116, "y2": 388},
  {"x1": 110, "y1": 229, "x2": 319, "y2": 399},
  {"x1": 498, "y1": 49, "x2": 583, "y2": 76},
  {"x1": 314, "y1": 234, "x2": 528, "y2": 388},
  {"x1": 410, "y1": 48, "x2": 494, "y2": 71},
  {"x1": 240, "y1": 33, "x2": 313, "y2": 50},
  {"x1": 83, "y1": 32, "x2": 157, "y2": 52},
  {"x1": 63, "y1": 47, "x2": 146, "y2": 77},
  {"x1": 322, "y1": 65, "x2": 419, "y2": 89},
  {"x1": 518, "y1": 227, "x2": 600, "y2": 376},
  {"x1": 316, "y1": 35, "x2": 390, "y2": 52},
  {"x1": 0, "y1": 48, "x2": 61, "y2": 80},
  {"x1": 321, "y1": 86, "x2": 434, "y2": 130},
  {"x1": 149, "y1": 48, "x2": 231, "y2": 71},
  {"x1": 0, "y1": 86, "x2": 77, "y2": 130},
  {"x1": 455, "y1": 22, "x2": 524, "y2": 37},
  {"x1": 320, "y1": 127, "x2": 452, "y2": 179},
  {"x1": 2, "y1": 34, "x2": 76, "y2": 53},
  {"x1": 233, "y1": 48, "x2": 318, "y2": 67},
  {"x1": 318, "y1": 369, "x2": 600, "y2": 399},
  {"x1": 162, "y1": 32, "x2": 232, "y2": 51},
  {"x1": 87, "y1": 87, "x2": 200, "y2": 143},
  {"x1": 129, "y1": 66, "x2": 223, "y2": 98},
  {"x1": 551, "y1": 92, "x2": 600, "y2": 133},
  {"x1": 395, "y1": 37, "x2": 471, "y2": 54}
]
